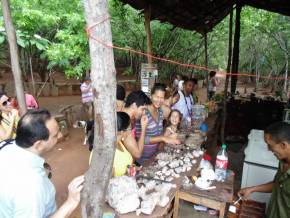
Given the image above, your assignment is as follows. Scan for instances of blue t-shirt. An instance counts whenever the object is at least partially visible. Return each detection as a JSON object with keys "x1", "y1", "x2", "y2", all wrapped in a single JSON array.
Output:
[{"x1": 200, "y1": 123, "x2": 208, "y2": 133}]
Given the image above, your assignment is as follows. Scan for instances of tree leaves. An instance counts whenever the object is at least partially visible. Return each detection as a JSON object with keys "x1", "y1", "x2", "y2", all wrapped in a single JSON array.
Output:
[
  {"x1": 0, "y1": 35, "x2": 5, "y2": 44},
  {"x1": 0, "y1": 0, "x2": 289, "y2": 83}
]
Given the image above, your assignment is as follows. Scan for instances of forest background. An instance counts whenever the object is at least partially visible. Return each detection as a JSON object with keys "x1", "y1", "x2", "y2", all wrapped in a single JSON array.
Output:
[{"x1": 0, "y1": 0, "x2": 289, "y2": 93}]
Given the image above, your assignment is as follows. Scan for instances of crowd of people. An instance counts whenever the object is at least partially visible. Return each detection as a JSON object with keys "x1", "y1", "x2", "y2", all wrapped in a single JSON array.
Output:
[
  {"x1": 0, "y1": 72, "x2": 290, "y2": 217},
  {"x1": 87, "y1": 76, "x2": 206, "y2": 169},
  {"x1": 0, "y1": 73, "x2": 204, "y2": 217}
]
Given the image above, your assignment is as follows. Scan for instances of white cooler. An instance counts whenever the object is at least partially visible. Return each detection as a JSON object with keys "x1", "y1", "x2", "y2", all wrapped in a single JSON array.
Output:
[{"x1": 241, "y1": 129, "x2": 279, "y2": 206}]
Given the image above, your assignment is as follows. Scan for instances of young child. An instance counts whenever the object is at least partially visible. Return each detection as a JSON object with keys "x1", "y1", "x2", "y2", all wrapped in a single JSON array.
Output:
[{"x1": 164, "y1": 109, "x2": 182, "y2": 138}]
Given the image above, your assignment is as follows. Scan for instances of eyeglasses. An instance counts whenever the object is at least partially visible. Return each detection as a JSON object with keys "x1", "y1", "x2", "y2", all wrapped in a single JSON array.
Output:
[{"x1": 1, "y1": 98, "x2": 11, "y2": 106}]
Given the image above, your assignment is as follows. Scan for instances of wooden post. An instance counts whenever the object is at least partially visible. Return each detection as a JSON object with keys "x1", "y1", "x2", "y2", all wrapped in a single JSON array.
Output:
[
  {"x1": 29, "y1": 57, "x2": 36, "y2": 96},
  {"x1": 173, "y1": 191, "x2": 180, "y2": 218},
  {"x1": 283, "y1": 54, "x2": 288, "y2": 95},
  {"x1": 1, "y1": 0, "x2": 27, "y2": 114},
  {"x1": 82, "y1": 0, "x2": 117, "y2": 217},
  {"x1": 204, "y1": 33, "x2": 209, "y2": 96},
  {"x1": 230, "y1": 5, "x2": 241, "y2": 94},
  {"x1": 221, "y1": 9, "x2": 233, "y2": 143},
  {"x1": 144, "y1": 6, "x2": 153, "y2": 67}
]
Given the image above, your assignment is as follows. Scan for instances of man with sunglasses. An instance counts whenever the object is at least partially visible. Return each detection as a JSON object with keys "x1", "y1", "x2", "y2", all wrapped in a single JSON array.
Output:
[{"x1": 0, "y1": 92, "x2": 19, "y2": 141}]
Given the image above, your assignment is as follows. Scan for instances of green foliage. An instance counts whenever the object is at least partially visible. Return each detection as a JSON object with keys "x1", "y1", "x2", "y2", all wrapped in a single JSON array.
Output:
[
  {"x1": 122, "y1": 66, "x2": 134, "y2": 76},
  {"x1": 0, "y1": 0, "x2": 88, "y2": 78},
  {"x1": 0, "y1": 0, "x2": 289, "y2": 87}
]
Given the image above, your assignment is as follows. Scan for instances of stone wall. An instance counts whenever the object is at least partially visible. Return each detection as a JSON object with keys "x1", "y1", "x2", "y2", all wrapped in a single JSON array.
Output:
[
  {"x1": 0, "y1": 82, "x2": 81, "y2": 97},
  {"x1": 1, "y1": 80, "x2": 137, "y2": 97},
  {"x1": 59, "y1": 104, "x2": 89, "y2": 127}
]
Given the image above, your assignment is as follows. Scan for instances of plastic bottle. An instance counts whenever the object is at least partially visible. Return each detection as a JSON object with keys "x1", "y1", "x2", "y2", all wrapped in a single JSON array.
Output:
[
  {"x1": 215, "y1": 144, "x2": 228, "y2": 182},
  {"x1": 181, "y1": 117, "x2": 192, "y2": 133}
]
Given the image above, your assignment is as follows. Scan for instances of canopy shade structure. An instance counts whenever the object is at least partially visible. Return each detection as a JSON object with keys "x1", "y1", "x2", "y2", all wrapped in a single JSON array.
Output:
[
  {"x1": 120, "y1": 0, "x2": 290, "y2": 33},
  {"x1": 243, "y1": 0, "x2": 290, "y2": 18}
]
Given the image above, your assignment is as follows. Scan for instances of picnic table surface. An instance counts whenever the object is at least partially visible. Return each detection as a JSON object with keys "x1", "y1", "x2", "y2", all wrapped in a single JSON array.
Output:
[{"x1": 180, "y1": 170, "x2": 234, "y2": 203}]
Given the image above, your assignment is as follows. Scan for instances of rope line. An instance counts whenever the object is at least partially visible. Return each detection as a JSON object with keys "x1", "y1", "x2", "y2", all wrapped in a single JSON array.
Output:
[{"x1": 86, "y1": 17, "x2": 290, "y2": 81}]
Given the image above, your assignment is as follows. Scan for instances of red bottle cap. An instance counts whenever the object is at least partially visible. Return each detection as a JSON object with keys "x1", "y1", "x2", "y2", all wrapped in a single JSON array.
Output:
[{"x1": 203, "y1": 153, "x2": 211, "y2": 161}]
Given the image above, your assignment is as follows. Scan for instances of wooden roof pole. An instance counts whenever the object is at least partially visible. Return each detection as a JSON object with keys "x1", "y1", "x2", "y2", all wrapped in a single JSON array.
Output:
[
  {"x1": 221, "y1": 9, "x2": 233, "y2": 144},
  {"x1": 204, "y1": 32, "x2": 209, "y2": 97},
  {"x1": 144, "y1": 5, "x2": 153, "y2": 67},
  {"x1": 231, "y1": 5, "x2": 241, "y2": 94}
]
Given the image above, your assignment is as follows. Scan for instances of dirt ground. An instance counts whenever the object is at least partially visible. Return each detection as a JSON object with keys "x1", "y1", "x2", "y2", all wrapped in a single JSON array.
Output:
[
  {"x1": 38, "y1": 96, "x2": 88, "y2": 217},
  {"x1": 44, "y1": 128, "x2": 89, "y2": 217}
]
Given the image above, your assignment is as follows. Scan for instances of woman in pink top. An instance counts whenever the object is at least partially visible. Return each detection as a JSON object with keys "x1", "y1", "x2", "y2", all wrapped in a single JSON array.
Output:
[{"x1": 25, "y1": 93, "x2": 39, "y2": 109}]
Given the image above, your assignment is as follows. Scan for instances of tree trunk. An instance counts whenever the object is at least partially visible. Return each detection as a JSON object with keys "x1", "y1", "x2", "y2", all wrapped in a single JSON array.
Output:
[
  {"x1": 230, "y1": 5, "x2": 241, "y2": 94},
  {"x1": 1, "y1": 0, "x2": 26, "y2": 114},
  {"x1": 221, "y1": 9, "x2": 233, "y2": 144},
  {"x1": 283, "y1": 54, "x2": 288, "y2": 95},
  {"x1": 81, "y1": 0, "x2": 117, "y2": 217},
  {"x1": 254, "y1": 56, "x2": 258, "y2": 91},
  {"x1": 144, "y1": 6, "x2": 153, "y2": 67},
  {"x1": 29, "y1": 57, "x2": 36, "y2": 96},
  {"x1": 204, "y1": 33, "x2": 209, "y2": 93}
]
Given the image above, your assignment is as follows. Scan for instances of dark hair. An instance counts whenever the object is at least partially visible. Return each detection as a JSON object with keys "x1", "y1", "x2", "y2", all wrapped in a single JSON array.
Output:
[
  {"x1": 151, "y1": 83, "x2": 166, "y2": 95},
  {"x1": 264, "y1": 122, "x2": 290, "y2": 144},
  {"x1": 183, "y1": 77, "x2": 194, "y2": 85},
  {"x1": 209, "y1": 71, "x2": 216, "y2": 78},
  {"x1": 125, "y1": 91, "x2": 151, "y2": 107},
  {"x1": 182, "y1": 76, "x2": 188, "y2": 81},
  {"x1": 88, "y1": 112, "x2": 131, "y2": 150},
  {"x1": 190, "y1": 78, "x2": 198, "y2": 85},
  {"x1": 117, "y1": 84, "x2": 126, "y2": 101},
  {"x1": 117, "y1": 112, "x2": 130, "y2": 131},
  {"x1": 15, "y1": 109, "x2": 52, "y2": 148},
  {"x1": 166, "y1": 109, "x2": 182, "y2": 129}
]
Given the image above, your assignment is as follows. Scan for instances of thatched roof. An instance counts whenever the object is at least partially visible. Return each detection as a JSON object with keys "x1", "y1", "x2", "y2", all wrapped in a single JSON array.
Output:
[{"x1": 120, "y1": 0, "x2": 290, "y2": 33}]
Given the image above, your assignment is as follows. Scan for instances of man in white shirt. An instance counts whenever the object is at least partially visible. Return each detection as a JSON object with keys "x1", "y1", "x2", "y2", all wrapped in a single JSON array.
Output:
[
  {"x1": 172, "y1": 74, "x2": 180, "y2": 91},
  {"x1": 178, "y1": 79, "x2": 184, "y2": 91},
  {"x1": 172, "y1": 78, "x2": 195, "y2": 122},
  {"x1": 0, "y1": 109, "x2": 84, "y2": 218}
]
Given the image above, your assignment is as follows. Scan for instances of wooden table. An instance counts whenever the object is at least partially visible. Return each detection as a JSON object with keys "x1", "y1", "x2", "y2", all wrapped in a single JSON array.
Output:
[
  {"x1": 173, "y1": 172, "x2": 234, "y2": 218},
  {"x1": 104, "y1": 177, "x2": 182, "y2": 218},
  {"x1": 104, "y1": 157, "x2": 182, "y2": 218},
  {"x1": 106, "y1": 113, "x2": 232, "y2": 217}
]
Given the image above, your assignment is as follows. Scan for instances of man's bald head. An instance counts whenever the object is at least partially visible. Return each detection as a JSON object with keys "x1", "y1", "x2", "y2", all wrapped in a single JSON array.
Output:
[{"x1": 15, "y1": 109, "x2": 52, "y2": 148}]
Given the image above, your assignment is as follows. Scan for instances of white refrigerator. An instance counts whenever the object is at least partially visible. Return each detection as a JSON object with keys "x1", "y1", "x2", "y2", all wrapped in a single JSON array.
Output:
[{"x1": 241, "y1": 129, "x2": 279, "y2": 206}]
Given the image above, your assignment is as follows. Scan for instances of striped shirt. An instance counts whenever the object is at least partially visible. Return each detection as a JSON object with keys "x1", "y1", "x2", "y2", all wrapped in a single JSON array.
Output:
[
  {"x1": 135, "y1": 108, "x2": 164, "y2": 165},
  {"x1": 80, "y1": 82, "x2": 93, "y2": 103}
]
